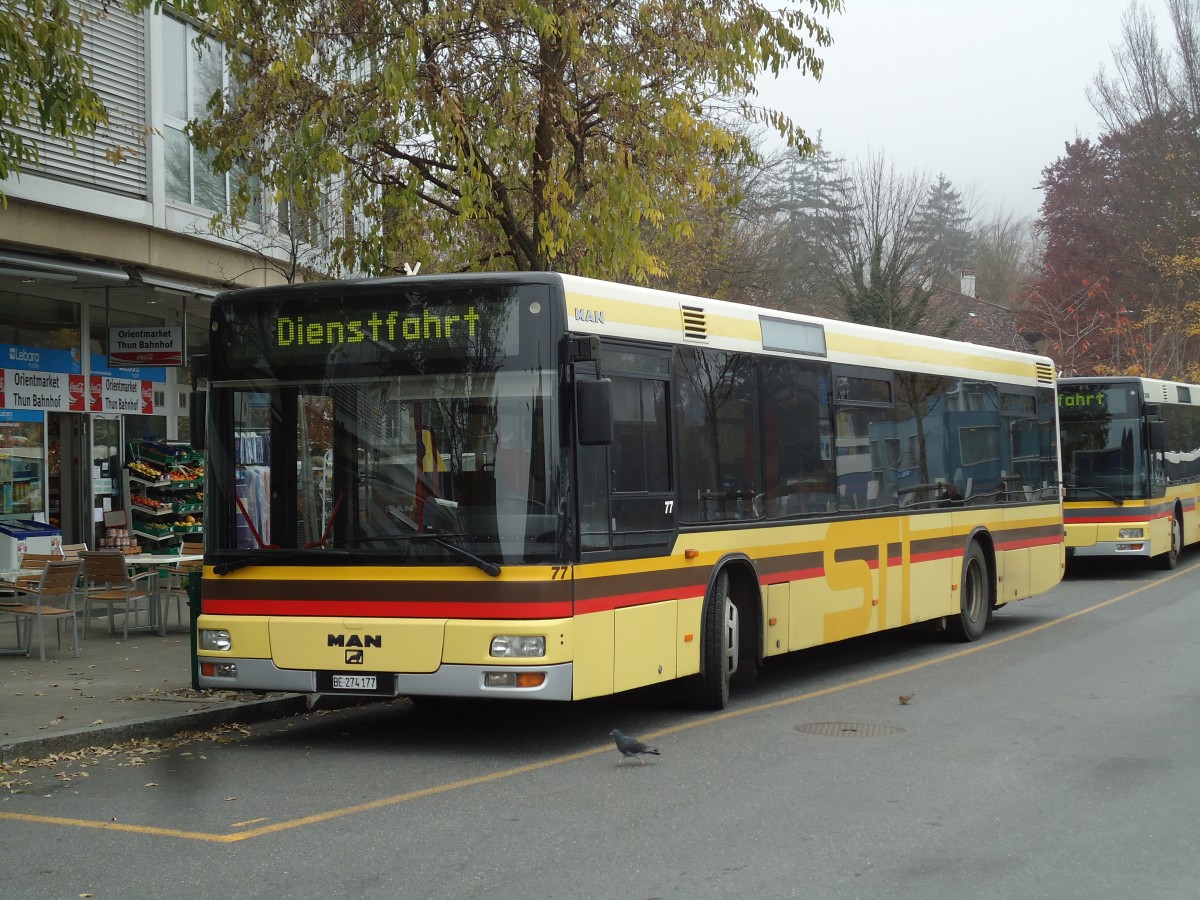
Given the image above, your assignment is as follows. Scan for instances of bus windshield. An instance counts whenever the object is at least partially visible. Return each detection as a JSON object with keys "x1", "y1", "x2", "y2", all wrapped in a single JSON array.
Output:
[
  {"x1": 206, "y1": 279, "x2": 562, "y2": 566},
  {"x1": 1058, "y1": 383, "x2": 1148, "y2": 500}
]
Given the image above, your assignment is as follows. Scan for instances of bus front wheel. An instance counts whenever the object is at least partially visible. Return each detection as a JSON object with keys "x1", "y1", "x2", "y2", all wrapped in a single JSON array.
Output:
[
  {"x1": 946, "y1": 542, "x2": 990, "y2": 642},
  {"x1": 1153, "y1": 514, "x2": 1182, "y2": 570},
  {"x1": 687, "y1": 570, "x2": 738, "y2": 710}
]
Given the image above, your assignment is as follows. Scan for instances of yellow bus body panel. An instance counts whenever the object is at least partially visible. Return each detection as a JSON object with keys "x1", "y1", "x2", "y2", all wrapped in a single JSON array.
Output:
[
  {"x1": 764, "y1": 583, "x2": 790, "y2": 657},
  {"x1": 613, "y1": 601, "x2": 678, "y2": 692},
  {"x1": 677, "y1": 595, "x2": 703, "y2": 676},
  {"x1": 269, "y1": 618, "x2": 446, "y2": 672},
  {"x1": 573, "y1": 610, "x2": 614, "y2": 700}
]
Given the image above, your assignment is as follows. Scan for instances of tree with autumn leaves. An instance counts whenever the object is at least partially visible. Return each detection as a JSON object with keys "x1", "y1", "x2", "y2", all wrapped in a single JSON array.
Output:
[
  {"x1": 1023, "y1": 0, "x2": 1200, "y2": 380},
  {"x1": 0, "y1": 0, "x2": 108, "y2": 203},
  {"x1": 127, "y1": 0, "x2": 840, "y2": 281}
]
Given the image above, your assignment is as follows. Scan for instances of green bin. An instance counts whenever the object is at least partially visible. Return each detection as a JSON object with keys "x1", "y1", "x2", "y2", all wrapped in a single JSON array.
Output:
[{"x1": 187, "y1": 569, "x2": 202, "y2": 689}]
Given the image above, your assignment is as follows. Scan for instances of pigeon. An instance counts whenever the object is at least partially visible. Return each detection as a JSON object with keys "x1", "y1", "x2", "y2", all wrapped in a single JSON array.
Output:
[{"x1": 610, "y1": 729, "x2": 660, "y2": 765}]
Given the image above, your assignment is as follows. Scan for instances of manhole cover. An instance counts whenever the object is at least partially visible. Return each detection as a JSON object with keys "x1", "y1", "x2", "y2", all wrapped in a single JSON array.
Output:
[{"x1": 794, "y1": 722, "x2": 906, "y2": 737}]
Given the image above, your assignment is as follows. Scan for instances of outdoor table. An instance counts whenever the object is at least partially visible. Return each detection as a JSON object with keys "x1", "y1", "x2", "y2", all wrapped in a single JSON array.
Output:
[{"x1": 123, "y1": 553, "x2": 203, "y2": 636}]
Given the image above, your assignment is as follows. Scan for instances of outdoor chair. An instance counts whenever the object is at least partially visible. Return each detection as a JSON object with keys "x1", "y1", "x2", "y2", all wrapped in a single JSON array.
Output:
[
  {"x1": 159, "y1": 541, "x2": 203, "y2": 632},
  {"x1": 80, "y1": 550, "x2": 156, "y2": 639},
  {"x1": 0, "y1": 558, "x2": 82, "y2": 660},
  {"x1": 13, "y1": 552, "x2": 62, "y2": 588}
]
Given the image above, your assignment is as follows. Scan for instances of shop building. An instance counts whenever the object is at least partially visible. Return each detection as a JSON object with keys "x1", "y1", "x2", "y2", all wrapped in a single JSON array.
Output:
[{"x1": 1, "y1": 2, "x2": 295, "y2": 549}]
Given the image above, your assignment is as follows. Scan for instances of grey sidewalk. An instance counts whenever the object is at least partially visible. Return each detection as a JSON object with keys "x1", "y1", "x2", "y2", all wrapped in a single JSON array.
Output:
[{"x1": 0, "y1": 615, "x2": 307, "y2": 763}]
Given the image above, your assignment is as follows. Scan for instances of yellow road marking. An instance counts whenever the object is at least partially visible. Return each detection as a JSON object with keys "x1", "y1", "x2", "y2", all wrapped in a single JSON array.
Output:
[{"x1": 3, "y1": 560, "x2": 1195, "y2": 843}]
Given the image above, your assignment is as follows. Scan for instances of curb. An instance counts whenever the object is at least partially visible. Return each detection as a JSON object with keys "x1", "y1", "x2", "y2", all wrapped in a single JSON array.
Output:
[{"x1": 0, "y1": 694, "x2": 310, "y2": 764}]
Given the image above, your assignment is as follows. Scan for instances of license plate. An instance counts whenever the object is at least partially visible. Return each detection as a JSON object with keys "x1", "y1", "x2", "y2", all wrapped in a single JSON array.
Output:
[{"x1": 331, "y1": 674, "x2": 377, "y2": 691}]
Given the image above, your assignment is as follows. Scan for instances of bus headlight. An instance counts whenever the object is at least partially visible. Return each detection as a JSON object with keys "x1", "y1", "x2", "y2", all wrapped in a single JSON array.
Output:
[
  {"x1": 1119, "y1": 528, "x2": 1144, "y2": 539},
  {"x1": 199, "y1": 629, "x2": 232, "y2": 651},
  {"x1": 490, "y1": 635, "x2": 545, "y2": 658}
]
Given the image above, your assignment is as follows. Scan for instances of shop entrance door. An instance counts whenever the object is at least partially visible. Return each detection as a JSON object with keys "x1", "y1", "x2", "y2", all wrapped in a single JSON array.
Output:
[
  {"x1": 48, "y1": 412, "x2": 84, "y2": 545},
  {"x1": 89, "y1": 415, "x2": 124, "y2": 550}
]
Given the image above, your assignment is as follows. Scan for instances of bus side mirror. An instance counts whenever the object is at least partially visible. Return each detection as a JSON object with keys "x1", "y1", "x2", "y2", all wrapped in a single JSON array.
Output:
[
  {"x1": 576, "y1": 379, "x2": 613, "y2": 446},
  {"x1": 190, "y1": 392, "x2": 207, "y2": 451},
  {"x1": 1148, "y1": 420, "x2": 1166, "y2": 451}
]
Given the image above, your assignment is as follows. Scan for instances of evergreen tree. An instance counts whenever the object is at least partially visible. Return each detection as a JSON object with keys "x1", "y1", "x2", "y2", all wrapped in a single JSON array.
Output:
[
  {"x1": 915, "y1": 173, "x2": 974, "y2": 292},
  {"x1": 759, "y1": 141, "x2": 849, "y2": 315}
]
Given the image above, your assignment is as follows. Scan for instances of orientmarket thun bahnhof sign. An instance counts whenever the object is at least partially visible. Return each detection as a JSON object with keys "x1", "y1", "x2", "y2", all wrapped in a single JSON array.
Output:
[{"x1": 1, "y1": 344, "x2": 164, "y2": 414}]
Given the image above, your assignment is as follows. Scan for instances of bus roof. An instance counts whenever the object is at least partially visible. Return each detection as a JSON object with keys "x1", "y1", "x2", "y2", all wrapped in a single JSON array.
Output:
[
  {"x1": 217, "y1": 271, "x2": 1057, "y2": 389},
  {"x1": 1058, "y1": 375, "x2": 1200, "y2": 406},
  {"x1": 555, "y1": 273, "x2": 1056, "y2": 389}
]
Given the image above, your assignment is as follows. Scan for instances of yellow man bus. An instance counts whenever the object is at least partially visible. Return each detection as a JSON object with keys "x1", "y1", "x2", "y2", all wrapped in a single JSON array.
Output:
[
  {"x1": 1060, "y1": 376, "x2": 1200, "y2": 569},
  {"x1": 194, "y1": 273, "x2": 1064, "y2": 708}
]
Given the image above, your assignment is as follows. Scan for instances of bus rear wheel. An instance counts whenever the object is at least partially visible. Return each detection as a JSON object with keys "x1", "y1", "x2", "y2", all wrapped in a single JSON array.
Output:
[
  {"x1": 945, "y1": 542, "x2": 990, "y2": 642},
  {"x1": 1153, "y1": 514, "x2": 1182, "y2": 570},
  {"x1": 686, "y1": 570, "x2": 738, "y2": 710}
]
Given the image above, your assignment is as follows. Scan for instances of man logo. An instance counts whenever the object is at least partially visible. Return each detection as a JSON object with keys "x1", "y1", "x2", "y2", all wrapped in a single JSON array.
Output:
[
  {"x1": 328, "y1": 633, "x2": 382, "y2": 648},
  {"x1": 346, "y1": 649, "x2": 364, "y2": 665}
]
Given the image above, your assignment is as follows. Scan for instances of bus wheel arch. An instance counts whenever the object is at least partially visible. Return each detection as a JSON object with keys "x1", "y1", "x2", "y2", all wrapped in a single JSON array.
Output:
[
  {"x1": 723, "y1": 560, "x2": 763, "y2": 688},
  {"x1": 945, "y1": 532, "x2": 994, "y2": 642},
  {"x1": 1153, "y1": 505, "x2": 1183, "y2": 570},
  {"x1": 686, "y1": 557, "x2": 762, "y2": 709}
]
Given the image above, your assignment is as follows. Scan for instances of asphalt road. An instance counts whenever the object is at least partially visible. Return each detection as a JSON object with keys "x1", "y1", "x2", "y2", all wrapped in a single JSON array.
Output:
[{"x1": 3, "y1": 552, "x2": 1199, "y2": 900}]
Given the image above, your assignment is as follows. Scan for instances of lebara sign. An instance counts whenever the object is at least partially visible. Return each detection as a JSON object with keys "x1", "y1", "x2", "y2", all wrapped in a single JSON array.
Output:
[{"x1": 109, "y1": 327, "x2": 183, "y2": 367}]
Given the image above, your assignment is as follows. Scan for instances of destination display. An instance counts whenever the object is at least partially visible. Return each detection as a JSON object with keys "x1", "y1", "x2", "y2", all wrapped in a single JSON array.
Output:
[
  {"x1": 1058, "y1": 384, "x2": 1132, "y2": 417},
  {"x1": 215, "y1": 286, "x2": 526, "y2": 371}
]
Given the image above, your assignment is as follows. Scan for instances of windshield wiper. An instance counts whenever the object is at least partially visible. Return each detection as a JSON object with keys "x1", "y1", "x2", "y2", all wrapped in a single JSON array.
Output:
[
  {"x1": 403, "y1": 532, "x2": 502, "y2": 577},
  {"x1": 213, "y1": 536, "x2": 501, "y2": 577},
  {"x1": 1068, "y1": 485, "x2": 1125, "y2": 506},
  {"x1": 213, "y1": 549, "x2": 351, "y2": 575}
]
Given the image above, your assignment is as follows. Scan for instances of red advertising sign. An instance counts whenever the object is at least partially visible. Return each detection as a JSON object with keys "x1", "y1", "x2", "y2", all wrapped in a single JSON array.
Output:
[
  {"x1": 108, "y1": 327, "x2": 183, "y2": 367},
  {"x1": 89, "y1": 375, "x2": 103, "y2": 412},
  {"x1": 88, "y1": 374, "x2": 150, "y2": 413},
  {"x1": 68, "y1": 374, "x2": 85, "y2": 412}
]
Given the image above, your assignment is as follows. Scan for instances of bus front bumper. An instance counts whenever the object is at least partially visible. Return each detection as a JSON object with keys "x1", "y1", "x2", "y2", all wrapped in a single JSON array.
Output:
[
  {"x1": 197, "y1": 657, "x2": 574, "y2": 701},
  {"x1": 1068, "y1": 541, "x2": 1152, "y2": 559}
]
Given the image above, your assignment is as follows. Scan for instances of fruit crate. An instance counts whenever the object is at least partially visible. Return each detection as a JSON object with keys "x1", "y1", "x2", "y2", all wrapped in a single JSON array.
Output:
[{"x1": 135, "y1": 441, "x2": 204, "y2": 467}]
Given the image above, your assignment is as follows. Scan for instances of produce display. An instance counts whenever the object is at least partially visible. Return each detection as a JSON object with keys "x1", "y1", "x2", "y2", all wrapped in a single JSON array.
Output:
[{"x1": 126, "y1": 441, "x2": 204, "y2": 546}]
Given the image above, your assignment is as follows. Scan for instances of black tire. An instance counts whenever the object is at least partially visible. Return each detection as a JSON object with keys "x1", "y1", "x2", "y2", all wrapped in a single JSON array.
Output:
[
  {"x1": 686, "y1": 570, "x2": 738, "y2": 710},
  {"x1": 1153, "y1": 514, "x2": 1182, "y2": 570},
  {"x1": 945, "y1": 542, "x2": 990, "y2": 642}
]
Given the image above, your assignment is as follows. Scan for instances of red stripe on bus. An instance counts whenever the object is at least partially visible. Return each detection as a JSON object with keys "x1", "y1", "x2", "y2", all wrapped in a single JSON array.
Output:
[
  {"x1": 761, "y1": 566, "x2": 826, "y2": 585},
  {"x1": 574, "y1": 583, "x2": 709, "y2": 615},
  {"x1": 994, "y1": 535, "x2": 1065, "y2": 551}
]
